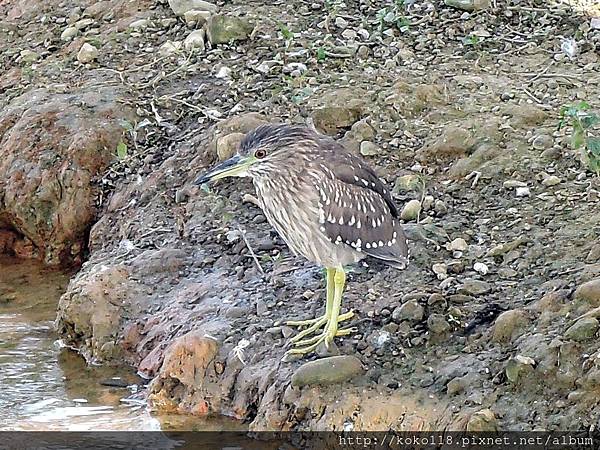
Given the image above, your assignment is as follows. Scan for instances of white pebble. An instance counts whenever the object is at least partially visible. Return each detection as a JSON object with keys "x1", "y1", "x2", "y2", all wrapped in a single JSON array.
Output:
[
  {"x1": 446, "y1": 237, "x2": 468, "y2": 252},
  {"x1": 432, "y1": 263, "x2": 448, "y2": 280},
  {"x1": 334, "y1": 17, "x2": 348, "y2": 28},
  {"x1": 474, "y1": 262, "x2": 489, "y2": 275},
  {"x1": 503, "y1": 180, "x2": 527, "y2": 189},
  {"x1": 515, "y1": 187, "x2": 530, "y2": 197},
  {"x1": 216, "y1": 66, "x2": 232, "y2": 79}
]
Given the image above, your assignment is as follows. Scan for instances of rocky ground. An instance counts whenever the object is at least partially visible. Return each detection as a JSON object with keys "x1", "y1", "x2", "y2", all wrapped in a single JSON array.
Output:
[{"x1": 2, "y1": 0, "x2": 600, "y2": 432}]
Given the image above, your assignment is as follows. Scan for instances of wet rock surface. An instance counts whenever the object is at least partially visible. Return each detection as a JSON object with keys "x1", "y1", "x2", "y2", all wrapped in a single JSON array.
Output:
[{"x1": 2, "y1": 0, "x2": 600, "y2": 432}]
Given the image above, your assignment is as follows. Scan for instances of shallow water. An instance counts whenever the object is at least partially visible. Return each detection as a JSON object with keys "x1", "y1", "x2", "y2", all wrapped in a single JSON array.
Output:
[{"x1": 0, "y1": 256, "x2": 244, "y2": 431}]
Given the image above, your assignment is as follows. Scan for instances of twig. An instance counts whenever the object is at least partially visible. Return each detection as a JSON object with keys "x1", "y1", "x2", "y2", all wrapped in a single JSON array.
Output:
[
  {"x1": 522, "y1": 73, "x2": 583, "y2": 81},
  {"x1": 136, "y1": 51, "x2": 196, "y2": 89},
  {"x1": 137, "y1": 227, "x2": 173, "y2": 240},
  {"x1": 157, "y1": 95, "x2": 216, "y2": 119},
  {"x1": 324, "y1": 50, "x2": 353, "y2": 59},
  {"x1": 522, "y1": 88, "x2": 544, "y2": 105},
  {"x1": 238, "y1": 227, "x2": 265, "y2": 275},
  {"x1": 528, "y1": 61, "x2": 555, "y2": 82}
]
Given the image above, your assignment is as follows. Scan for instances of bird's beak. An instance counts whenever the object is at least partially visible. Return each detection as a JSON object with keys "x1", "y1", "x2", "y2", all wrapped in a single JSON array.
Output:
[{"x1": 194, "y1": 154, "x2": 255, "y2": 185}]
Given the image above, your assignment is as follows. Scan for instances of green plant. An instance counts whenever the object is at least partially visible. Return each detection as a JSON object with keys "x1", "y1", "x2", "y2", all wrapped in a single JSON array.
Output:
[
  {"x1": 462, "y1": 34, "x2": 480, "y2": 47},
  {"x1": 375, "y1": 1, "x2": 409, "y2": 32},
  {"x1": 316, "y1": 46, "x2": 326, "y2": 62},
  {"x1": 291, "y1": 86, "x2": 313, "y2": 105},
  {"x1": 277, "y1": 22, "x2": 293, "y2": 41},
  {"x1": 116, "y1": 141, "x2": 128, "y2": 159},
  {"x1": 559, "y1": 101, "x2": 600, "y2": 175}
]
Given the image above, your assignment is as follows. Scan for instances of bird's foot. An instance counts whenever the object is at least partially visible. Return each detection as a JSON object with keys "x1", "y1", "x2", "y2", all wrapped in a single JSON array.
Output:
[
  {"x1": 284, "y1": 324, "x2": 358, "y2": 356},
  {"x1": 287, "y1": 310, "x2": 354, "y2": 344}
]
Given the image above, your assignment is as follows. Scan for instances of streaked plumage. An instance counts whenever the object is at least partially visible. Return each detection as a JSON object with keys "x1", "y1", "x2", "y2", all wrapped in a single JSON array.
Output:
[
  {"x1": 242, "y1": 124, "x2": 409, "y2": 269},
  {"x1": 195, "y1": 123, "x2": 409, "y2": 357}
]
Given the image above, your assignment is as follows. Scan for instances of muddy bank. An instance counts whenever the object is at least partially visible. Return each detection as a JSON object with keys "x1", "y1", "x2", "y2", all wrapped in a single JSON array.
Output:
[{"x1": 2, "y1": 0, "x2": 600, "y2": 431}]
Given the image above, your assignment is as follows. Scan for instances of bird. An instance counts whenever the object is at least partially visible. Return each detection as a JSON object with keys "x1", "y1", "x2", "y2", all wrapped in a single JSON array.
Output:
[{"x1": 195, "y1": 123, "x2": 409, "y2": 357}]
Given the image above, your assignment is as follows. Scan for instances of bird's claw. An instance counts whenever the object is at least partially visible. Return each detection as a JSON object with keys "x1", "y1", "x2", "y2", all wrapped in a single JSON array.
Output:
[
  {"x1": 286, "y1": 311, "x2": 354, "y2": 344},
  {"x1": 284, "y1": 311, "x2": 358, "y2": 356},
  {"x1": 285, "y1": 329, "x2": 336, "y2": 356},
  {"x1": 291, "y1": 326, "x2": 357, "y2": 347}
]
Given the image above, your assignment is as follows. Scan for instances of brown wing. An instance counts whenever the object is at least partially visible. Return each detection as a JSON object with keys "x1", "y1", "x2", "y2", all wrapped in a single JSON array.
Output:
[{"x1": 311, "y1": 150, "x2": 409, "y2": 269}]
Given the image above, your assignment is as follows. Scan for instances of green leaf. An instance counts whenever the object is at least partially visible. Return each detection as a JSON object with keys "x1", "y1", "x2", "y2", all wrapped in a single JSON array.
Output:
[
  {"x1": 395, "y1": 16, "x2": 410, "y2": 31},
  {"x1": 587, "y1": 137, "x2": 600, "y2": 156},
  {"x1": 316, "y1": 46, "x2": 326, "y2": 62},
  {"x1": 119, "y1": 119, "x2": 134, "y2": 132},
  {"x1": 560, "y1": 103, "x2": 584, "y2": 118},
  {"x1": 571, "y1": 129, "x2": 585, "y2": 149},
  {"x1": 116, "y1": 141, "x2": 128, "y2": 159},
  {"x1": 580, "y1": 114, "x2": 600, "y2": 130},
  {"x1": 463, "y1": 34, "x2": 479, "y2": 46},
  {"x1": 577, "y1": 101, "x2": 591, "y2": 110},
  {"x1": 278, "y1": 22, "x2": 293, "y2": 40}
]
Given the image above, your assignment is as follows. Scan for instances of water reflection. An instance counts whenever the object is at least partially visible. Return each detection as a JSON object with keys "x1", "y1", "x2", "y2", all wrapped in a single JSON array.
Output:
[{"x1": 0, "y1": 257, "x2": 245, "y2": 431}]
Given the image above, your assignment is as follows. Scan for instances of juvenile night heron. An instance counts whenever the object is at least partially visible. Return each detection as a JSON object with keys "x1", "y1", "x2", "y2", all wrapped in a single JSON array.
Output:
[{"x1": 195, "y1": 124, "x2": 409, "y2": 356}]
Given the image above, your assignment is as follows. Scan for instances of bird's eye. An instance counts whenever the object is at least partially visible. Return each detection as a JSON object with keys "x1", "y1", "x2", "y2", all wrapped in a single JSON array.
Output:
[{"x1": 255, "y1": 149, "x2": 267, "y2": 159}]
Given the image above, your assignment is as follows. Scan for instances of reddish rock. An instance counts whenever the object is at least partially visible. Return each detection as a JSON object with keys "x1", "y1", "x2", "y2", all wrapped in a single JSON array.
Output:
[
  {"x1": 149, "y1": 332, "x2": 220, "y2": 415},
  {"x1": 0, "y1": 87, "x2": 135, "y2": 265},
  {"x1": 56, "y1": 263, "x2": 145, "y2": 363},
  {"x1": 138, "y1": 344, "x2": 167, "y2": 379}
]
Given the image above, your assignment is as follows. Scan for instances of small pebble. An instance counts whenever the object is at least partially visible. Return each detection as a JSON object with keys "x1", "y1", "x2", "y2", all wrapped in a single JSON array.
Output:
[
  {"x1": 542, "y1": 175, "x2": 560, "y2": 187},
  {"x1": 400, "y1": 200, "x2": 421, "y2": 221},
  {"x1": 473, "y1": 262, "x2": 489, "y2": 275}
]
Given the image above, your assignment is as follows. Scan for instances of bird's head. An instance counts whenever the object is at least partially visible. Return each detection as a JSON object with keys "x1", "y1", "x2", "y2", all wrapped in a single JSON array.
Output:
[{"x1": 194, "y1": 124, "x2": 318, "y2": 185}]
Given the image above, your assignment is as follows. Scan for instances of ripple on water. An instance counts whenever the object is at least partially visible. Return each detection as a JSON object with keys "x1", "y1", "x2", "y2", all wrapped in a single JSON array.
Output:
[
  {"x1": 0, "y1": 256, "x2": 246, "y2": 431},
  {"x1": 0, "y1": 257, "x2": 159, "y2": 430}
]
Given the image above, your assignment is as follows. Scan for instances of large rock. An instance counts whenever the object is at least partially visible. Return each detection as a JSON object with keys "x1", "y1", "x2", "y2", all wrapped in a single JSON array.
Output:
[
  {"x1": 0, "y1": 87, "x2": 134, "y2": 265},
  {"x1": 201, "y1": 113, "x2": 270, "y2": 164},
  {"x1": 56, "y1": 248, "x2": 190, "y2": 364},
  {"x1": 206, "y1": 15, "x2": 254, "y2": 45},
  {"x1": 383, "y1": 81, "x2": 446, "y2": 118},
  {"x1": 291, "y1": 355, "x2": 364, "y2": 387},
  {"x1": 466, "y1": 408, "x2": 498, "y2": 432},
  {"x1": 77, "y1": 43, "x2": 99, "y2": 63},
  {"x1": 417, "y1": 126, "x2": 476, "y2": 162},
  {"x1": 445, "y1": 0, "x2": 490, "y2": 12},
  {"x1": 56, "y1": 264, "x2": 143, "y2": 362},
  {"x1": 574, "y1": 278, "x2": 600, "y2": 306},
  {"x1": 149, "y1": 331, "x2": 220, "y2": 414},
  {"x1": 310, "y1": 88, "x2": 367, "y2": 135},
  {"x1": 564, "y1": 317, "x2": 599, "y2": 342},
  {"x1": 492, "y1": 309, "x2": 529, "y2": 343},
  {"x1": 503, "y1": 103, "x2": 548, "y2": 127}
]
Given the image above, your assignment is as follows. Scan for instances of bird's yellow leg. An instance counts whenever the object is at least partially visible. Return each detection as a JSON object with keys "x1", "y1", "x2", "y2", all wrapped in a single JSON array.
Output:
[
  {"x1": 286, "y1": 268, "x2": 354, "y2": 342},
  {"x1": 287, "y1": 268, "x2": 354, "y2": 344},
  {"x1": 286, "y1": 267, "x2": 357, "y2": 356}
]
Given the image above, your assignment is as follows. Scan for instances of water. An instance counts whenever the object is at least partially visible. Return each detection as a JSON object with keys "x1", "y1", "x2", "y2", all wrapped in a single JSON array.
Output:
[{"x1": 0, "y1": 256, "x2": 245, "y2": 431}]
